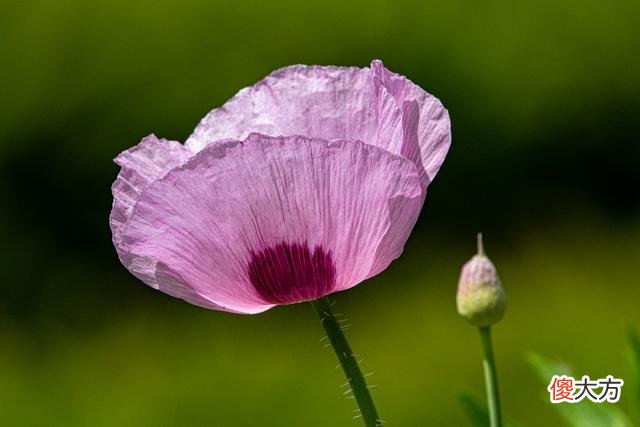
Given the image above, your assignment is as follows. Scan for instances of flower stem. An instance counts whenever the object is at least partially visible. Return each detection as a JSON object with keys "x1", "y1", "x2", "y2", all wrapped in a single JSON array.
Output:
[
  {"x1": 311, "y1": 297, "x2": 381, "y2": 427},
  {"x1": 479, "y1": 326, "x2": 502, "y2": 427}
]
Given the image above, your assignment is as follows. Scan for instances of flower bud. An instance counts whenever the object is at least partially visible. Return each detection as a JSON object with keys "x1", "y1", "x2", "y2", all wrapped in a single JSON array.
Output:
[{"x1": 456, "y1": 233, "x2": 506, "y2": 327}]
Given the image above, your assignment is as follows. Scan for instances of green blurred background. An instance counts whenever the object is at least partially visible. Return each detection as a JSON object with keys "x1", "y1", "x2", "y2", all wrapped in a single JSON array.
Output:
[{"x1": 1, "y1": 0, "x2": 639, "y2": 425}]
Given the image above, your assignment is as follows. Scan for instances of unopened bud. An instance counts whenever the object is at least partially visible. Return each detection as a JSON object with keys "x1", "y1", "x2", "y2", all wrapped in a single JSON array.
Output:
[{"x1": 456, "y1": 233, "x2": 506, "y2": 327}]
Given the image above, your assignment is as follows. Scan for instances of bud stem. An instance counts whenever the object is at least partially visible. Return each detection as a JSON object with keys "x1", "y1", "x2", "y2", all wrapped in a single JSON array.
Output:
[
  {"x1": 311, "y1": 297, "x2": 381, "y2": 426},
  {"x1": 479, "y1": 326, "x2": 502, "y2": 427}
]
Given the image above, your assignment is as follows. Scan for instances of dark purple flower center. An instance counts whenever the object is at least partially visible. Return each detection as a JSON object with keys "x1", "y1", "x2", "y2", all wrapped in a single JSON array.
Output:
[{"x1": 247, "y1": 242, "x2": 336, "y2": 305}]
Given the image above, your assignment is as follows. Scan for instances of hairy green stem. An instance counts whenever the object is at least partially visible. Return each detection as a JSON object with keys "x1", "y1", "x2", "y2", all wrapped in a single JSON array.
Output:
[
  {"x1": 311, "y1": 297, "x2": 381, "y2": 427},
  {"x1": 479, "y1": 326, "x2": 502, "y2": 427}
]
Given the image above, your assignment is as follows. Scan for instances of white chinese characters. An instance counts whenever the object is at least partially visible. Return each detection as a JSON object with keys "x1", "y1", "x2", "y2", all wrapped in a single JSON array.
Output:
[{"x1": 548, "y1": 375, "x2": 623, "y2": 403}]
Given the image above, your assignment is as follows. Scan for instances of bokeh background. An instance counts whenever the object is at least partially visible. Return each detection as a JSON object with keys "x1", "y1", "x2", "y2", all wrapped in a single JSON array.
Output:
[{"x1": 1, "y1": 1, "x2": 639, "y2": 425}]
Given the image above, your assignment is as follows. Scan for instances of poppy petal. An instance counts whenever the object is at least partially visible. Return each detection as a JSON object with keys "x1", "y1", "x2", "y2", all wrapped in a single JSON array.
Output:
[
  {"x1": 370, "y1": 60, "x2": 451, "y2": 186},
  {"x1": 110, "y1": 134, "x2": 226, "y2": 311},
  {"x1": 185, "y1": 60, "x2": 450, "y2": 189},
  {"x1": 119, "y1": 134, "x2": 421, "y2": 312},
  {"x1": 110, "y1": 134, "x2": 191, "y2": 244}
]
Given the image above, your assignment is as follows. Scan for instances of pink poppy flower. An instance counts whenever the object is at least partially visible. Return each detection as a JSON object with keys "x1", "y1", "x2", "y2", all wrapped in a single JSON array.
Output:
[{"x1": 110, "y1": 60, "x2": 450, "y2": 314}]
